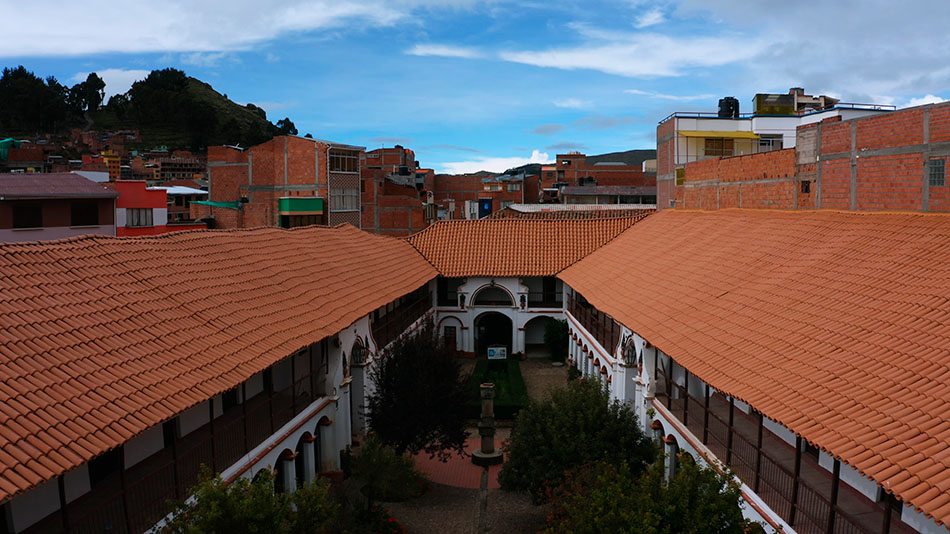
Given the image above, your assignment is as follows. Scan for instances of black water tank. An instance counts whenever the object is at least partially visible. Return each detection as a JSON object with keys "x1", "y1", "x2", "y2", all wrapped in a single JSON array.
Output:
[{"x1": 718, "y1": 97, "x2": 739, "y2": 118}]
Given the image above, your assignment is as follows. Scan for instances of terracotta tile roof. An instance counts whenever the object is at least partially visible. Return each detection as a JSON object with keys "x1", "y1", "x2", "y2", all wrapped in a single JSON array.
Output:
[
  {"x1": 559, "y1": 209, "x2": 950, "y2": 526},
  {"x1": 0, "y1": 173, "x2": 119, "y2": 198},
  {"x1": 407, "y1": 217, "x2": 645, "y2": 278},
  {"x1": 0, "y1": 225, "x2": 436, "y2": 501}
]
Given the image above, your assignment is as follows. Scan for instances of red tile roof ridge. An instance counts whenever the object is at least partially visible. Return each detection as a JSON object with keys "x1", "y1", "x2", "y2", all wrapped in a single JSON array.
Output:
[{"x1": 406, "y1": 216, "x2": 647, "y2": 278}]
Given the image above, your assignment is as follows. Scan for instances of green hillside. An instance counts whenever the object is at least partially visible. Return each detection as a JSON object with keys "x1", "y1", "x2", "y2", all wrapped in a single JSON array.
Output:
[{"x1": 0, "y1": 66, "x2": 295, "y2": 151}]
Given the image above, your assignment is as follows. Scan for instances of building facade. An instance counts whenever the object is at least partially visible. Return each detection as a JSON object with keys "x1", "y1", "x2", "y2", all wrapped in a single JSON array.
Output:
[
  {"x1": 0, "y1": 173, "x2": 118, "y2": 242},
  {"x1": 201, "y1": 135, "x2": 365, "y2": 229},
  {"x1": 657, "y1": 88, "x2": 894, "y2": 209}
]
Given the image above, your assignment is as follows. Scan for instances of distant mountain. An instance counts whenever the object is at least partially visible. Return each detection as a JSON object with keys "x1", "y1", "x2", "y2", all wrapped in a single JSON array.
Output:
[
  {"x1": 585, "y1": 149, "x2": 655, "y2": 167},
  {"x1": 503, "y1": 149, "x2": 656, "y2": 176},
  {"x1": 93, "y1": 68, "x2": 294, "y2": 150}
]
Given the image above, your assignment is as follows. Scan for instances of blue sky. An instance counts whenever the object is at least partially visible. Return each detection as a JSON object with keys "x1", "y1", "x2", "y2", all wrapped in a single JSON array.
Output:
[{"x1": 2, "y1": 0, "x2": 949, "y2": 173}]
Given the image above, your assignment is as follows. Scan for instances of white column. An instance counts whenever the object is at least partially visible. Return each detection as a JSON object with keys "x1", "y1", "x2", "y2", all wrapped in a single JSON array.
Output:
[
  {"x1": 280, "y1": 457, "x2": 296, "y2": 492},
  {"x1": 302, "y1": 439, "x2": 316, "y2": 484}
]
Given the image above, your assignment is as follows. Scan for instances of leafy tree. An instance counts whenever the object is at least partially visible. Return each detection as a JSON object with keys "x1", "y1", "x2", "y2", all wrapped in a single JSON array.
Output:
[
  {"x1": 366, "y1": 321, "x2": 469, "y2": 460},
  {"x1": 82, "y1": 72, "x2": 106, "y2": 111},
  {"x1": 499, "y1": 378, "x2": 655, "y2": 500},
  {"x1": 245, "y1": 103, "x2": 267, "y2": 120},
  {"x1": 544, "y1": 318, "x2": 569, "y2": 362},
  {"x1": 544, "y1": 459, "x2": 763, "y2": 534},
  {"x1": 0, "y1": 66, "x2": 71, "y2": 132},
  {"x1": 276, "y1": 117, "x2": 298, "y2": 136},
  {"x1": 164, "y1": 467, "x2": 341, "y2": 534}
]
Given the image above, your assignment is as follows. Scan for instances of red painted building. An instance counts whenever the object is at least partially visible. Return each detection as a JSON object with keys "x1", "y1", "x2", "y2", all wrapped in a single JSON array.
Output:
[{"x1": 112, "y1": 181, "x2": 205, "y2": 236}]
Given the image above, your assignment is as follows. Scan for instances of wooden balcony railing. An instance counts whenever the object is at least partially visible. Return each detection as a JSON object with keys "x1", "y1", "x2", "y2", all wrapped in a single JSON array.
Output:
[
  {"x1": 568, "y1": 294, "x2": 621, "y2": 353},
  {"x1": 654, "y1": 361, "x2": 912, "y2": 534},
  {"x1": 372, "y1": 288, "x2": 432, "y2": 349}
]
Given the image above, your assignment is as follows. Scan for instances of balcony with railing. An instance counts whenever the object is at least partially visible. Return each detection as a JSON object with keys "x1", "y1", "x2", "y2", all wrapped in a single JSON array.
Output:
[
  {"x1": 654, "y1": 358, "x2": 912, "y2": 534},
  {"x1": 527, "y1": 289, "x2": 562, "y2": 308},
  {"x1": 371, "y1": 285, "x2": 432, "y2": 350},
  {"x1": 22, "y1": 343, "x2": 332, "y2": 534},
  {"x1": 567, "y1": 293, "x2": 621, "y2": 354}
]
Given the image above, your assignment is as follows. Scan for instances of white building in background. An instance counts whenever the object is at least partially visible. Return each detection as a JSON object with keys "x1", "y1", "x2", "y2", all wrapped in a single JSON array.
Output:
[{"x1": 405, "y1": 216, "x2": 647, "y2": 358}]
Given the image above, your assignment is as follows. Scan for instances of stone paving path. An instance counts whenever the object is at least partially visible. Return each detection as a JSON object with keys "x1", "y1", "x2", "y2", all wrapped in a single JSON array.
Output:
[{"x1": 384, "y1": 359, "x2": 566, "y2": 533}]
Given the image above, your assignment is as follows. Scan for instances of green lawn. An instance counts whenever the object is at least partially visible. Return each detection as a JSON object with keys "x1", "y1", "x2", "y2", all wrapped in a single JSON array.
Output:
[{"x1": 467, "y1": 359, "x2": 530, "y2": 419}]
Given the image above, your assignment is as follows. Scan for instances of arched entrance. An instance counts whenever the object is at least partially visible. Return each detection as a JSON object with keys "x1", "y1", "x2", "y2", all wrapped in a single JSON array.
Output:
[
  {"x1": 524, "y1": 316, "x2": 556, "y2": 359},
  {"x1": 474, "y1": 312, "x2": 513, "y2": 357}
]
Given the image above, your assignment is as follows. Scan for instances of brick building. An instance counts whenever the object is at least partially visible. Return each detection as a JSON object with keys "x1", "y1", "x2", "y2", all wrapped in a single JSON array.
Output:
[
  {"x1": 539, "y1": 152, "x2": 655, "y2": 204},
  {"x1": 674, "y1": 100, "x2": 950, "y2": 213},
  {"x1": 424, "y1": 171, "x2": 532, "y2": 219},
  {"x1": 657, "y1": 88, "x2": 894, "y2": 209},
  {"x1": 199, "y1": 135, "x2": 364, "y2": 229}
]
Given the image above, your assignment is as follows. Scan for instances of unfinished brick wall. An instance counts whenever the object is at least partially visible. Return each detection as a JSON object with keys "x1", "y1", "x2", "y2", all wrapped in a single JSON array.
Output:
[
  {"x1": 819, "y1": 159, "x2": 851, "y2": 210},
  {"x1": 680, "y1": 149, "x2": 798, "y2": 210},
  {"x1": 856, "y1": 109, "x2": 924, "y2": 150},
  {"x1": 855, "y1": 154, "x2": 922, "y2": 211}
]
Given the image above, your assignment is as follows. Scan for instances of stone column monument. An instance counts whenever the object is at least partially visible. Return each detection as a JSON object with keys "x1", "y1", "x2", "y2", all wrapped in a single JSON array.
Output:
[{"x1": 472, "y1": 383, "x2": 504, "y2": 466}]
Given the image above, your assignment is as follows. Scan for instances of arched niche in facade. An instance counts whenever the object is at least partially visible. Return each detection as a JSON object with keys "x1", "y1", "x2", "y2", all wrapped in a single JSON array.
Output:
[{"x1": 471, "y1": 284, "x2": 515, "y2": 307}]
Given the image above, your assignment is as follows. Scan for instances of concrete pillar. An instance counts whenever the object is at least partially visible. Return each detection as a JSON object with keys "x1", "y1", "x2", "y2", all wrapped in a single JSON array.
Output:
[
  {"x1": 301, "y1": 438, "x2": 316, "y2": 484},
  {"x1": 280, "y1": 457, "x2": 296, "y2": 492}
]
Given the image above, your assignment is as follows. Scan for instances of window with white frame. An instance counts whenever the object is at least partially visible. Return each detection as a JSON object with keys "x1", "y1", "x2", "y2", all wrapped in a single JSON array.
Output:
[{"x1": 507, "y1": 183, "x2": 521, "y2": 192}]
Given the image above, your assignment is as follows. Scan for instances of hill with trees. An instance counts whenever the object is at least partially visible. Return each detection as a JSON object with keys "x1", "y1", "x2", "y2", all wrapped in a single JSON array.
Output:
[{"x1": 0, "y1": 66, "x2": 298, "y2": 151}]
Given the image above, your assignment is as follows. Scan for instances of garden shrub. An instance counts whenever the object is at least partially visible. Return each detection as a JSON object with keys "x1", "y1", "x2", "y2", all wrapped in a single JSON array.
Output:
[
  {"x1": 349, "y1": 434, "x2": 427, "y2": 503},
  {"x1": 544, "y1": 459, "x2": 760, "y2": 534},
  {"x1": 499, "y1": 378, "x2": 655, "y2": 501}
]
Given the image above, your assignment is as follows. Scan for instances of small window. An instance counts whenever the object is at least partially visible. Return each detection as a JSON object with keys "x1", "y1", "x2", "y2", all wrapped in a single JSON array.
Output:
[
  {"x1": 330, "y1": 188, "x2": 360, "y2": 211},
  {"x1": 801, "y1": 180, "x2": 811, "y2": 194},
  {"x1": 71, "y1": 201, "x2": 99, "y2": 226},
  {"x1": 127, "y1": 208, "x2": 154, "y2": 227},
  {"x1": 12, "y1": 203, "x2": 42, "y2": 229},
  {"x1": 507, "y1": 183, "x2": 521, "y2": 192},
  {"x1": 930, "y1": 158, "x2": 945, "y2": 187},
  {"x1": 175, "y1": 196, "x2": 184, "y2": 206}
]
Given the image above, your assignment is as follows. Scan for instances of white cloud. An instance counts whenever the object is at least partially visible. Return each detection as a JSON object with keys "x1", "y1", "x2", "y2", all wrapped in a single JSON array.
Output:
[
  {"x1": 0, "y1": 0, "x2": 438, "y2": 56},
  {"x1": 405, "y1": 44, "x2": 484, "y2": 59},
  {"x1": 634, "y1": 8, "x2": 665, "y2": 28},
  {"x1": 624, "y1": 89, "x2": 714, "y2": 101},
  {"x1": 438, "y1": 149, "x2": 550, "y2": 174},
  {"x1": 553, "y1": 98, "x2": 592, "y2": 109},
  {"x1": 70, "y1": 68, "x2": 150, "y2": 99},
  {"x1": 905, "y1": 94, "x2": 946, "y2": 108},
  {"x1": 180, "y1": 52, "x2": 232, "y2": 67},
  {"x1": 500, "y1": 32, "x2": 759, "y2": 77}
]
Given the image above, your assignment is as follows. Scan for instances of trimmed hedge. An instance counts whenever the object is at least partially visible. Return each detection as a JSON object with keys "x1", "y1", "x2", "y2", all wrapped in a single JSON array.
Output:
[{"x1": 467, "y1": 359, "x2": 530, "y2": 419}]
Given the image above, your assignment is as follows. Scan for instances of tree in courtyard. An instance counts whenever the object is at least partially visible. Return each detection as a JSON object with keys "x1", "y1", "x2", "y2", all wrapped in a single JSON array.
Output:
[
  {"x1": 543, "y1": 318, "x2": 569, "y2": 362},
  {"x1": 543, "y1": 458, "x2": 764, "y2": 534},
  {"x1": 366, "y1": 321, "x2": 469, "y2": 461},
  {"x1": 498, "y1": 378, "x2": 656, "y2": 500},
  {"x1": 164, "y1": 467, "x2": 341, "y2": 534}
]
